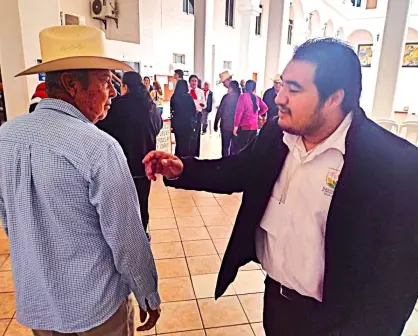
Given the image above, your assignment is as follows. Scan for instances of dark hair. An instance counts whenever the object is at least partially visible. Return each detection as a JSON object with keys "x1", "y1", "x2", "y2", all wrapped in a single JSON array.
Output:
[
  {"x1": 292, "y1": 38, "x2": 362, "y2": 113},
  {"x1": 123, "y1": 72, "x2": 143, "y2": 93},
  {"x1": 45, "y1": 70, "x2": 89, "y2": 97},
  {"x1": 229, "y1": 80, "x2": 241, "y2": 95},
  {"x1": 197, "y1": 79, "x2": 202, "y2": 89},
  {"x1": 123, "y1": 72, "x2": 153, "y2": 111},
  {"x1": 189, "y1": 74, "x2": 198, "y2": 83},
  {"x1": 153, "y1": 81, "x2": 163, "y2": 95},
  {"x1": 245, "y1": 80, "x2": 258, "y2": 113},
  {"x1": 174, "y1": 69, "x2": 184, "y2": 79},
  {"x1": 173, "y1": 79, "x2": 189, "y2": 96}
]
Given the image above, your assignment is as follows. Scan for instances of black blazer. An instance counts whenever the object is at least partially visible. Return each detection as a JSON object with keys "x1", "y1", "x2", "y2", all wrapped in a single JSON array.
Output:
[
  {"x1": 96, "y1": 93, "x2": 162, "y2": 177},
  {"x1": 205, "y1": 91, "x2": 213, "y2": 113},
  {"x1": 167, "y1": 109, "x2": 418, "y2": 335},
  {"x1": 263, "y1": 87, "x2": 278, "y2": 120}
]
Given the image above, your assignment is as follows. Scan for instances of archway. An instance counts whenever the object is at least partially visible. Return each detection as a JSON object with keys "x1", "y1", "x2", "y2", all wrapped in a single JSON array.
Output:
[
  {"x1": 288, "y1": 0, "x2": 306, "y2": 45},
  {"x1": 308, "y1": 10, "x2": 321, "y2": 38},
  {"x1": 325, "y1": 20, "x2": 334, "y2": 37},
  {"x1": 336, "y1": 27, "x2": 345, "y2": 40}
]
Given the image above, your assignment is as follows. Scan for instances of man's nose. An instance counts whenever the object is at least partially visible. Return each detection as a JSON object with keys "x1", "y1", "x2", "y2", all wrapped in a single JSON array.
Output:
[
  {"x1": 275, "y1": 88, "x2": 288, "y2": 106},
  {"x1": 109, "y1": 83, "x2": 117, "y2": 98}
]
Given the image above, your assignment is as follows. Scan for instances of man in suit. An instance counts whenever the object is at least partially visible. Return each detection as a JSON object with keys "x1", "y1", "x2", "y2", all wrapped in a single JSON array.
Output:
[
  {"x1": 202, "y1": 81, "x2": 213, "y2": 135},
  {"x1": 189, "y1": 75, "x2": 206, "y2": 157},
  {"x1": 263, "y1": 74, "x2": 281, "y2": 121},
  {"x1": 143, "y1": 38, "x2": 418, "y2": 335}
]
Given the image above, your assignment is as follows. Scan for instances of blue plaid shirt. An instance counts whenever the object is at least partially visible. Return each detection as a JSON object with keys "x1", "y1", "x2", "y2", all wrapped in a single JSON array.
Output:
[{"x1": 0, "y1": 99, "x2": 160, "y2": 332}]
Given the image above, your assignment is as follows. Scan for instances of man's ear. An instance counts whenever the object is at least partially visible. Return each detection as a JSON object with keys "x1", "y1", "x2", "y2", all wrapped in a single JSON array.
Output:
[
  {"x1": 60, "y1": 72, "x2": 77, "y2": 98},
  {"x1": 326, "y1": 89, "x2": 345, "y2": 110}
]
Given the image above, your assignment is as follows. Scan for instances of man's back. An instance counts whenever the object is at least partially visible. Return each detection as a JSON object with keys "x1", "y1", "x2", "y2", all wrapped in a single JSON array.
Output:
[{"x1": 0, "y1": 99, "x2": 159, "y2": 332}]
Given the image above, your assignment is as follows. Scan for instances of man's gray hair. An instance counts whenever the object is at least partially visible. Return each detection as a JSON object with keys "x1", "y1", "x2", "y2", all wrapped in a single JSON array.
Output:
[{"x1": 45, "y1": 70, "x2": 90, "y2": 97}]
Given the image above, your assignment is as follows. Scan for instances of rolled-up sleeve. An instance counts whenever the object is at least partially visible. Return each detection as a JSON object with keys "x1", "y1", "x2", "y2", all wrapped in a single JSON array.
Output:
[{"x1": 89, "y1": 142, "x2": 161, "y2": 310}]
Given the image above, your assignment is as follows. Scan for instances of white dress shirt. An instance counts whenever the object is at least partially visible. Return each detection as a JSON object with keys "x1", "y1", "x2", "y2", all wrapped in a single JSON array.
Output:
[
  {"x1": 256, "y1": 112, "x2": 353, "y2": 302},
  {"x1": 190, "y1": 88, "x2": 206, "y2": 112}
]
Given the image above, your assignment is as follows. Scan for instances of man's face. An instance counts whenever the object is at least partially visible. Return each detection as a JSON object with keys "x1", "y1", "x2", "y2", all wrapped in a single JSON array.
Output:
[
  {"x1": 190, "y1": 77, "x2": 198, "y2": 89},
  {"x1": 240, "y1": 80, "x2": 246, "y2": 87},
  {"x1": 273, "y1": 80, "x2": 281, "y2": 92},
  {"x1": 204, "y1": 82, "x2": 210, "y2": 91},
  {"x1": 275, "y1": 60, "x2": 325, "y2": 136},
  {"x1": 174, "y1": 73, "x2": 180, "y2": 81},
  {"x1": 223, "y1": 78, "x2": 231, "y2": 88},
  {"x1": 73, "y1": 70, "x2": 117, "y2": 124}
]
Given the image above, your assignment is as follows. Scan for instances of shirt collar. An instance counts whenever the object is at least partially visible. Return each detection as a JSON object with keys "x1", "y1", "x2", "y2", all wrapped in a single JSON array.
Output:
[
  {"x1": 37, "y1": 98, "x2": 93, "y2": 124},
  {"x1": 283, "y1": 112, "x2": 353, "y2": 162}
]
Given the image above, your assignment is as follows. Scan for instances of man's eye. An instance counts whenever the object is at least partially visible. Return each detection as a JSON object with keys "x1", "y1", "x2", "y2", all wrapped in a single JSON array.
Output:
[{"x1": 289, "y1": 89, "x2": 299, "y2": 93}]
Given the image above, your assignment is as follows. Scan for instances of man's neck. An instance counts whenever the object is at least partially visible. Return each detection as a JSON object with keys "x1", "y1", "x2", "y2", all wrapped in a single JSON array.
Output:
[{"x1": 302, "y1": 111, "x2": 347, "y2": 152}]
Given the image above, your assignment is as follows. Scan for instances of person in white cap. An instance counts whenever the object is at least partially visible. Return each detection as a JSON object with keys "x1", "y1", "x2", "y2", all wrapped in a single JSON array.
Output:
[{"x1": 0, "y1": 25, "x2": 160, "y2": 335}]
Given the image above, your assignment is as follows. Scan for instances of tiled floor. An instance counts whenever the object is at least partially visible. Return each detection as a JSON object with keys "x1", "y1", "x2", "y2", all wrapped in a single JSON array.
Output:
[{"x1": 0, "y1": 133, "x2": 418, "y2": 335}]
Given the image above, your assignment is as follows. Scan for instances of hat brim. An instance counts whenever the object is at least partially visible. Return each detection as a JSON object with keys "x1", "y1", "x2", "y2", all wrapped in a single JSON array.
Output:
[
  {"x1": 220, "y1": 74, "x2": 233, "y2": 83},
  {"x1": 16, "y1": 56, "x2": 134, "y2": 77}
]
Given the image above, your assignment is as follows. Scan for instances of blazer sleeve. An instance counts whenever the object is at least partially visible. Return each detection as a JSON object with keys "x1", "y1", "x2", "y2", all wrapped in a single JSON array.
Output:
[
  {"x1": 206, "y1": 92, "x2": 213, "y2": 112},
  {"x1": 215, "y1": 95, "x2": 227, "y2": 130},
  {"x1": 234, "y1": 95, "x2": 245, "y2": 128}
]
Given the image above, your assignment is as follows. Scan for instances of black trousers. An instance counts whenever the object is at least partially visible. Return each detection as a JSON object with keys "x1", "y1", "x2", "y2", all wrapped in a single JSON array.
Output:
[
  {"x1": 133, "y1": 177, "x2": 151, "y2": 232},
  {"x1": 221, "y1": 130, "x2": 233, "y2": 157},
  {"x1": 174, "y1": 128, "x2": 194, "y2": 157},
  {"x1": 263, "y1": 277, "x2": 333, "y2": 336},
  {"x1": 237, "y1": 129, "x2": 257, "y2": 152}
]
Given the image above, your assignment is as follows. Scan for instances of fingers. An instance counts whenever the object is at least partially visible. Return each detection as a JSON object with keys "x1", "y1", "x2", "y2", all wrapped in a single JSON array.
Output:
[
  {"x1": 140, "y1": 307, "x2": 147, "y2": 323},
  {"x1": 137, "y1": 308, "x2": 161, "y2": 332},
  {"x1": 143, "y1": 151, "x2": 172, "y2": 164}
]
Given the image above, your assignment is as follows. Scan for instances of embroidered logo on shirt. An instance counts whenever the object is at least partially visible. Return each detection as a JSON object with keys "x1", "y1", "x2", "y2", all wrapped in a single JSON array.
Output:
[
  {"x1": 326, "y1": 169, "x2": 340, "y2": 189},
  {"x1": 322, "y1": 169, "x2": 340, "y2": 197}
]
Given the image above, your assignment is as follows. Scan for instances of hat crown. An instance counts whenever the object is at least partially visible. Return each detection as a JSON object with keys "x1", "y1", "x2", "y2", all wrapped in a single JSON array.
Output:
[{"x1": 40, "y1": 26, "x2": 107, "y2": 62}]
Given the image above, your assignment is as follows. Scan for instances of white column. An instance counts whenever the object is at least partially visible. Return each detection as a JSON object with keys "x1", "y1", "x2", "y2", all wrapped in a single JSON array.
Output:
[
  {"x1": 371, "y1": 0, "x2": 412, "y2": 119},
  {"x1": 0, "y1": 0, "x2": 60, "y2": 120},
  {"x1": 362, "y1": 34, "x2": 382, "y2": 114},
  {"x1": 263, "y1": 0, "x2": 289, "y2": 90},
  {"x1": 238, "y1": 1, "x2": 261, "y2": 80},
  {"x1": 193, "y1": 0, "x2": 214, "y2": 84}
]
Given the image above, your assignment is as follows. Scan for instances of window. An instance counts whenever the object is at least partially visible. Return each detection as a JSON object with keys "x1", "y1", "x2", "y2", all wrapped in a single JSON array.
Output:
[
  {"x1": 225, "y1": 0, "x2": 235, "y2": 27},
  {"x1": 255, "y1": 5, "x2": 262, "y2": 36},
  {"x1": 351, "y1": 0, "x2": 361, "y2": 7},
  {"x1": 287, "y1": 20, "x2": 294, "y2": 45},
  {"x1": 173, "y1": 54, "x2": 186, "y2": 64},
  {"x1": 223, "y1": 61, "x2": 232, "y2": 69},
  {"x1": 183, "y1": 0, "x2": 194, "y2": 15}
]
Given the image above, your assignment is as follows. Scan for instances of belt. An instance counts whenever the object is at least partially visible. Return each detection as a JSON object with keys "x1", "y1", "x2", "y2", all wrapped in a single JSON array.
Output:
[{"x1": 265, "y1": 276, "x2": 310, "y2": 302}]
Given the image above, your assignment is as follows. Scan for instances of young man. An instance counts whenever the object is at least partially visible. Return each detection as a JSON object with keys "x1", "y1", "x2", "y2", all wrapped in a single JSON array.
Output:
[
  {"x1": 144, "y1": 38, "x2": 418, "y2": 335},
  {"x1": 262, "y1": 73, "x2": 281, "y2": 120},
  {"x1": 0, "y1": 26, "x2": 161, "y2": 335},
  {"x1": 201, "y1": 81, "x2": 213, "y2": 135}
]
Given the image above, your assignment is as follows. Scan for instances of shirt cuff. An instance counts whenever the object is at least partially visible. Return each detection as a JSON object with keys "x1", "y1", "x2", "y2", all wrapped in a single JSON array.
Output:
[{"x1": 134, "y1": 291, "x2": 161, "y2": 311}]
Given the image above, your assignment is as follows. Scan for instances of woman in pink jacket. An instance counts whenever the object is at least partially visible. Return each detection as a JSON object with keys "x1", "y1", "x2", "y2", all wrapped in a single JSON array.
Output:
[{"x1": 233, "y1": 80, "x2": 268, "y2": 151}]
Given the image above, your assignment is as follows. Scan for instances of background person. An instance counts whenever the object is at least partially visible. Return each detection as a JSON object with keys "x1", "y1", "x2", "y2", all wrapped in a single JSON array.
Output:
[
  {"x1": 214, "y1": 80, "x2": 241, "y2": 157},
  {"x1": 233, "y1": 80, "x2": 268, "y2": 150},
  {"x1": 151, "y1": 80, "x2": 164, "y2": 115},
  {"x1": 170, "y1": 79, "x2": 197, "y2": 157},
  {"x1": 97, "y1": 71, "x2": 163, "y2": 238}
]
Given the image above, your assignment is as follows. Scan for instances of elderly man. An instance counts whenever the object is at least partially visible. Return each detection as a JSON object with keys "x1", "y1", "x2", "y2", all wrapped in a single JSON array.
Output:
[
  {"x1": 0, "y1": 25, "x2": 160, "y2": 335},
  {"x1": 262, "y1": 74, "x2": 281, "y2": 121},
  {"x1": 219, "y1": 70, "x2": 232, "y2": 89},
  {"x1": 144, "y1": 38, "x2": 418, "y2": 335}
]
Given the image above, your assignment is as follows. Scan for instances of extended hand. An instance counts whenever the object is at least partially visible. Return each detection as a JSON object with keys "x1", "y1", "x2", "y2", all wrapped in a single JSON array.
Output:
[
  {"x1": 143, "y1": 151, "x2": 184, "y2": 181},
  {"x1": 137, "y1": 304, "x2": 161, "y2": 332}
]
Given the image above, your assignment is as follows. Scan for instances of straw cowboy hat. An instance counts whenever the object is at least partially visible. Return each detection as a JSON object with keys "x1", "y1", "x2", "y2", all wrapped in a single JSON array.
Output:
[
  {"x1": 270, "y1": 73, "x2": 282, "y2": 82},
  {"x1": 16, "y1": 25, "x2": 133, "y2": 77},
  {"x1": 219, "y1": 70, "x2": 233, "y2": 83}
]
